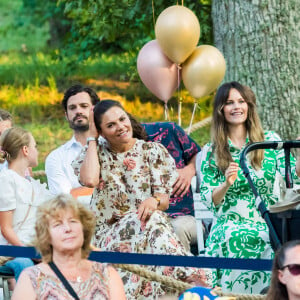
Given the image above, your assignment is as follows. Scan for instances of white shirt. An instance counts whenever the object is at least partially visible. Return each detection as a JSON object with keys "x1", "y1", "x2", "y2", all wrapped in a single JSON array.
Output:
[
  {"x1": 45, "y1": 136, "x2": 83, "y2": 195},
  {"x1": 0, "y1": 169, "x2": 52, "y2": 245},
  {"x1": 0, "y1": 160, "x2": 8, "y2": 172}
]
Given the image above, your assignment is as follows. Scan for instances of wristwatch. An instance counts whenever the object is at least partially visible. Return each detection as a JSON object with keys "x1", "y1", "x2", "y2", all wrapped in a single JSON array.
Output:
[
  {"x1": 153, "y1": 195, "x2": 161, "y2": 207},
  {"x1": 86, "y1": 137, "x2": 97, "y2": 145}
]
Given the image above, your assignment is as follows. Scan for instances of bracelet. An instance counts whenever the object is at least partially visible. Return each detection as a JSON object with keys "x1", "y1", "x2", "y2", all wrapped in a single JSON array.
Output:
[
  {"x1": 86, "y1": 137, "x2": 97, "y2": 145},
  {"x1": 153, "y1": 195, "x2": 161, "y2": 207}
]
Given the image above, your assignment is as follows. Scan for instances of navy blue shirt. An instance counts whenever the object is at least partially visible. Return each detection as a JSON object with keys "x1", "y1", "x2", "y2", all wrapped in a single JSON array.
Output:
[{"x1": 142, "y1": 122, "x2": 201, "y2": 217}]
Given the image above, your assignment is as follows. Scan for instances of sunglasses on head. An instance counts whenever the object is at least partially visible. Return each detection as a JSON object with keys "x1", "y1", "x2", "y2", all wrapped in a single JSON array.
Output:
[{"x1": 281, "y1": 264, "x2": 300, "y2": 276}]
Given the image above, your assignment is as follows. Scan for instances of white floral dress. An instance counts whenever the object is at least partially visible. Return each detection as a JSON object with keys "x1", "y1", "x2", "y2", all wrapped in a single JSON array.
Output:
[
  {"x1": 73, "y1": 139, "x2": 209, "y2": 299},
  {"x1": 198, "y1": 131, "x2": 300, "y2": 294}
]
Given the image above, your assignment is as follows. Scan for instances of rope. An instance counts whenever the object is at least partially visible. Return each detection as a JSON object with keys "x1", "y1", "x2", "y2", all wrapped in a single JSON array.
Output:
[
  {"x1": 184, "y1": 116, "x2": 212, "y2": 134},
  {"x1": 114, "y1": 264, "x2": 266, "y2": 299},
  {"x1": 114, "y1": 263, "x2": 191, "y2": 292},
  {"x1": 214, "y1": 288, "x2": 266, "y2": 300}
]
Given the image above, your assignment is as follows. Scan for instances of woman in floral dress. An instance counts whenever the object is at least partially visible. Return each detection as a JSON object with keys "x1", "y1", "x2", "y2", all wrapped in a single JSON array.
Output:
[
  {"x1": 197, "y1": 81, "x2": 300, "y2": 294},
  {"x1": 72, "y1": 99, "x2": 209, "y2": 299}
]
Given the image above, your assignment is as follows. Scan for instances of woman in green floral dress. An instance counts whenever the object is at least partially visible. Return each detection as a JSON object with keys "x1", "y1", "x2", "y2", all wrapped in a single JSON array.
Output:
[{"x1": 197, "y1": 81, "x2": 300, "y2": 294}]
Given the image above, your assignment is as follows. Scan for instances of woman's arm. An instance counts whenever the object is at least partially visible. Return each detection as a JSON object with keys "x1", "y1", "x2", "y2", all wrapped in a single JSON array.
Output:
[
  {"x1": 0, "y1": 210, "x2": 23, "y2": 246},
  {"x1": 212, "y1": 162, "x2": 239, "y2": 206},
  {"x1": 79, "y1": 108, "x2": 100, "y2": 187},
  {"x1": 11, "y1": 271, "x2": 36, "y2": 300},
  {"x1": 107, "y1": 266, "x2": 126, "y2": 300},
  {"x1": 79, "y1": 140, "x2": 100, "y2": 187}
]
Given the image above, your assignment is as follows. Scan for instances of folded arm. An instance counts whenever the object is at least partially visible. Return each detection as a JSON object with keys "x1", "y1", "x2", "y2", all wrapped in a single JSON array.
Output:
[{"x1": 0, "y1": 210, "x2": 24, "y2": 246}]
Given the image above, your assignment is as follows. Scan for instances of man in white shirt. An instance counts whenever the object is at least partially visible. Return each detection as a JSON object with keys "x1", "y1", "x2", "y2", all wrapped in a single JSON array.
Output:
[{"x1": 45, "y1": 84, "x2": 100, "y2": 196}]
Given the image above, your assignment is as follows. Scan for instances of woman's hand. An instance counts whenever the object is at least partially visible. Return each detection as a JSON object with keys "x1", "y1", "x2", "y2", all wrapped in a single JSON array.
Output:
[
  {"x1": 137, "y1": 197, "x2": 158, "y2": 223},
  {"x1": 172, "y1": 166, "x2": 194, "y2": 197},
  {"x1": 225, "y1": 162, "x2": 239, "y2": 186},
  {"x1": 88, "y1": 107, "x2": 99, "y2": 139},
  {"x1": 79, "y1": 107, "x2": 101, "y2": 187},
  {"x1": 212, "y1": 162, "x2": 239, "y2": 207}
]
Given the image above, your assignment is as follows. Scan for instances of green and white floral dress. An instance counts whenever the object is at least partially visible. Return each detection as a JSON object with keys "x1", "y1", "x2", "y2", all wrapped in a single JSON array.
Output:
[{"x1": 198, "y1": 131, "x2": 300, "y2": 294}]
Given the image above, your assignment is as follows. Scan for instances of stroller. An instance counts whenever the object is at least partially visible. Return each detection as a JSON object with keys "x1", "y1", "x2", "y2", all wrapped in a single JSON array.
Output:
[{"x1": 240, "y1": 140, "x2": 300, "y2": 251}]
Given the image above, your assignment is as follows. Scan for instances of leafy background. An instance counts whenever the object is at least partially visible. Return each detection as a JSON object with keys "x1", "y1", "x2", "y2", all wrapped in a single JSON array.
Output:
[{"x1": 0, "y1": 0, "x2": 213, "y2": 174}]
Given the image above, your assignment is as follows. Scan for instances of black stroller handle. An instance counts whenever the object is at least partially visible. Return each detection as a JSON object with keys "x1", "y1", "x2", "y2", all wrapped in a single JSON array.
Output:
[
  {"x1": 240, "y1": 140, "x2": 300, "y2": 188},
  {"x1": 240, "y1": 140, "x2": 300, "y2": 251}
]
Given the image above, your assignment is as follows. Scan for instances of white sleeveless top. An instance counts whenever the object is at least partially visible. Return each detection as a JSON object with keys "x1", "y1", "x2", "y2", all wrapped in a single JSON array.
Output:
[{"x1": 0, "y1": 169, "x2": 52, "y2": 245}]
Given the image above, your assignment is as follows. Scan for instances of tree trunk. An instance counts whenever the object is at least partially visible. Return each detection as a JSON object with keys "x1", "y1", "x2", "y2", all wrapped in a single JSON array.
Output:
[{"x1": 212, "y1": 0, "x2": 300, "y2": 139}]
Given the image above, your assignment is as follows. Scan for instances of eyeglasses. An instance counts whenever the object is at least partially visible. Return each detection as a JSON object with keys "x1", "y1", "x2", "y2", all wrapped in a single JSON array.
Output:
[{"x1": 281, "y1": 264, "x2": 300, "y2": 276}]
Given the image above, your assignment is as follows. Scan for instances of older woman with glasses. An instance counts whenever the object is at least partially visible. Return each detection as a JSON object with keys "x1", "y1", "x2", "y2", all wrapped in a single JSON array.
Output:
[{"x1": 266, "y1": 240, "x2": 300, "y2": 300}]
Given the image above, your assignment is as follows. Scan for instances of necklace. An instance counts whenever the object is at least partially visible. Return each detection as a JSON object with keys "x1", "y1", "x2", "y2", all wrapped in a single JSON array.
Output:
[{"x1": 51, "y1": 261, "x2": 84, "y2": 283}]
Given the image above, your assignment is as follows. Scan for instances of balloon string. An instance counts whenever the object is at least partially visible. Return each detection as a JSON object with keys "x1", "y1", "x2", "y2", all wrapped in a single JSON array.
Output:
[
  {"x1": 176, "y1": 0, "x2": 184, "y2": 6},
  {"x1": 164, "y1": 103, "x2": 169, "y2": 121},
  {"x1": 177, "y1": 64, "x2": 182, "y2": 126},
  {"x1": 151, "y1": 0, "x2": 155, "y2": 30},
  {"x1": 188, "y1": 101, "x2": 197, "y2": 135}
]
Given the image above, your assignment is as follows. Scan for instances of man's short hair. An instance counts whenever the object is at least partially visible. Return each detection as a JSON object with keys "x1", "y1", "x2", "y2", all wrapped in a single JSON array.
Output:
[
  {"x1": 0, "y1": 109, "x2": 13, "y2": 122},
  {"x1": 62, "y1": 84, "x2": 100, "y2": 111}
]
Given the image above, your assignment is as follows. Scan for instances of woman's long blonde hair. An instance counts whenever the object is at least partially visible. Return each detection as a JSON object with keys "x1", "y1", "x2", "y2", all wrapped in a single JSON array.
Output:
[{"x1": 211, "y1": 81, "x2": 264, "y2": 173}]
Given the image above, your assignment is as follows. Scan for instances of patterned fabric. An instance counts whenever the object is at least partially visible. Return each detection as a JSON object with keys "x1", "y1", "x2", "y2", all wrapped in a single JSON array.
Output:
[
  {"x1": 179, "y1": 287, "x2": 219, "y2": 300},
  {"x1": 72, "y1": 139, "x2": 209, "y2": 299},
  {"x1": 199, "y1": 131, "x2": 300, "y2": 294},
  {"x1": 142, "y1": 122, "x2": 201, "y2": 217},
  {"x1": 25, "y1": 262, "x2": 110, "y2": 300}
]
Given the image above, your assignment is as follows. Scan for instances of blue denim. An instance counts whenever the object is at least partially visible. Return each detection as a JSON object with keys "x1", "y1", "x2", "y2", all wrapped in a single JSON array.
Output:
[{"x1": 5, "y1": 257, "x2": 34, "y2": 281}]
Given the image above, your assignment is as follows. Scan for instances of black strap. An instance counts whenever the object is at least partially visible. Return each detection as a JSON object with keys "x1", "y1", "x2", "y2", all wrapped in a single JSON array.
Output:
[{"x1": 48, "y1": 262, "x2": 80, "y2": 300}]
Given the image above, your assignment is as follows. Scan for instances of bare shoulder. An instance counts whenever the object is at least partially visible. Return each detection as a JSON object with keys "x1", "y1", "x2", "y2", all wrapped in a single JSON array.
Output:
[
  {"x1": 11, "y1": 269, "x2": 36, "y2": 300},
  {"x1": 107, "y1": 265, "x2": 126, "y2": 300}
]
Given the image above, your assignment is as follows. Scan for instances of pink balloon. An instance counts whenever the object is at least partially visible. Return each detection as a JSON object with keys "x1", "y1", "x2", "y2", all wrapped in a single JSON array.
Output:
[{"x1": 137, "y1": 40, "x2": 180, "y2": 103}]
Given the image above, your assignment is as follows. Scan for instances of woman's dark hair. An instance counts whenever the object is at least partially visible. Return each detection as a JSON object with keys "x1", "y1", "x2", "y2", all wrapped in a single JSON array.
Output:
[
  {"x1": 93, "y1": 99, "x2": 147, "y2": 141},
  {"x1": 62, "y1": 84, "x2": 100, "y2": 111},
  {"x1": 266, "y1": 240, "x2": 300, "y2": 300}
]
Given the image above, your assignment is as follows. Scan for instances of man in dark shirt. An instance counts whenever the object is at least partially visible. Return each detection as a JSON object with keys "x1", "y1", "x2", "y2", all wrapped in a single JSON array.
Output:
[{"x1": 142, "y1": 122, "x2": 200, "y2": 252}]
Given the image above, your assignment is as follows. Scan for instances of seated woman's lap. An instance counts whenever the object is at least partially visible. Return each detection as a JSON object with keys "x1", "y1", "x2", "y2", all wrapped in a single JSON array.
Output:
[
  {"x1": 95, "y1": 210, "x2": 191, "y2": 256},
  {"x1": 206, "y1": 220, "x2": 273, "y2": 259}
]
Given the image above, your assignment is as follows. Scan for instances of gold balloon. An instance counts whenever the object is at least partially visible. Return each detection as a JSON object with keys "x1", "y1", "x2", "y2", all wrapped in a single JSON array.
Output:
[
  {"x1": 155, "y1": 5, "x2": 200, "y2": 65},
  {"x1": 182, "y1": 45, "x2": 226, "y2": 98}
]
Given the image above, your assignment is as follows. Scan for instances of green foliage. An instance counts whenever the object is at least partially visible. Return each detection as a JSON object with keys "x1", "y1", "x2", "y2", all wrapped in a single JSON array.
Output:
[
  {"x1": 58, "y1": 0, "x2": 212, "y2": 57},
  {"x1": 20, "y1": 0, "x2": 70, "y2": 48},
  {"x1": 0, "y1": 0, "x2": 213, "y2": 173},
  {"x1": 190, "y1": 124, "x2": 211, "y2": 147},
  {"x1": 0, "y1": 0, "x2": 50, "y2": 52}
]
